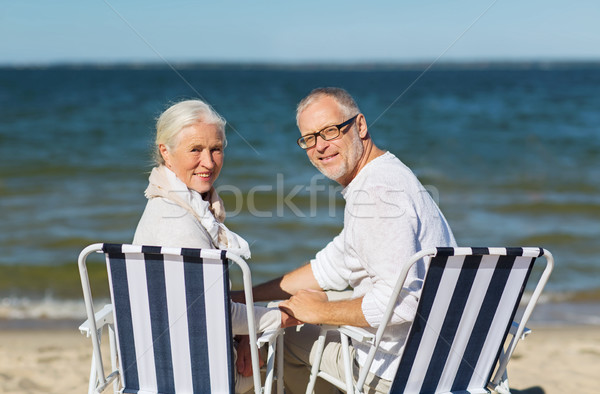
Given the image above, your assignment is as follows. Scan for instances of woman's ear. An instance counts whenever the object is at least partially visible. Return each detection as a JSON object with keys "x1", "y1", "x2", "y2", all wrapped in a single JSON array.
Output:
[{"x1": 159, "y1": 144, "x2": 171, "y2": 167}]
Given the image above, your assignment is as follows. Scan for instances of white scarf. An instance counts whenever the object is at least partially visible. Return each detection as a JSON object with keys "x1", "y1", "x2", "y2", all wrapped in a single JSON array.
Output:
[{"x1": 144, "y1": 165, "x2": 251, "y2": 259}]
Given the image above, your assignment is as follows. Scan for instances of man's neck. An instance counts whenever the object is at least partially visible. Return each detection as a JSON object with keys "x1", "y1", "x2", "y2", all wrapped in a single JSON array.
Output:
[{"x1": 338, "y1": 140, "x2": 385, "y2": 187}]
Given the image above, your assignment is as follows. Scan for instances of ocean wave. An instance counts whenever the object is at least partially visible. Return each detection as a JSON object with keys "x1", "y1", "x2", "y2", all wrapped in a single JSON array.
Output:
[
  {"x1": 492, "y1": 201, "x2": 600, "y2": 217},
  {"x1": 2, "y1": 290, "x2": 599, "y2": 326},
  {"x1": 0, "y1": 295, "x2": 108, "y2": 320}
]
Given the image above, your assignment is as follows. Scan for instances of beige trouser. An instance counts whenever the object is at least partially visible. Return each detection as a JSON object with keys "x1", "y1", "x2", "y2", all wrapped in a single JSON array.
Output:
[{"x1": 283, "y1": 323, "x2": 392, "y2": 394}]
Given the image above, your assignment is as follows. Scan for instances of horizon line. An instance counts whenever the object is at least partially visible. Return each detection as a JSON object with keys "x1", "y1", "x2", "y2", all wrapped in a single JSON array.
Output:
[{"x1": 2, "y1": 58, "x2": 600, "y2": 70}]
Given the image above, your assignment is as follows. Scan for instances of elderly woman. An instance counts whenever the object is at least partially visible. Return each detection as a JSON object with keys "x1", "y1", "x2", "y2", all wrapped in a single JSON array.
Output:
[{"x1": 133, "y1": 99, "x2": 291, "y2": 393}]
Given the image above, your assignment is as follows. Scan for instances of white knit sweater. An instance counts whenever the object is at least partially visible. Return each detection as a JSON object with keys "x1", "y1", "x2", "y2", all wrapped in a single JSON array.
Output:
[
  {"x1": 310, "y1": 152, "x2": 456, "y2": 380},
  {"x1": 133, "y1": 167, "x2": 281, "y2": 335}
]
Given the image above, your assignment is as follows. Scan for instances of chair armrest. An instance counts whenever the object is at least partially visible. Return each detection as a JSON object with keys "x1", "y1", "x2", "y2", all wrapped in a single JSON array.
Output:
[
  {"x1": 257, "y1": 328, "x2": 284, "y2": 346},
  {"x1": 509, "y1": 321, "x2": 531, "y2": 340},
  {"x1": 338, "y1": 325, "x2": 376, "y2": 344},
  {"x1": 79, "y1": 304, "x2": 114, "y2": 337}
]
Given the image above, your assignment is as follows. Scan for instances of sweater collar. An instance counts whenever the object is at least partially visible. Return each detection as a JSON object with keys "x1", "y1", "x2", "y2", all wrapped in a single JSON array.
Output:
[
  {"x1": 341, "y1": 151, "x2": 393, "y2": 199},
  {"x1": 144, "y1": 165, "x2": 250, "y2": 258}
]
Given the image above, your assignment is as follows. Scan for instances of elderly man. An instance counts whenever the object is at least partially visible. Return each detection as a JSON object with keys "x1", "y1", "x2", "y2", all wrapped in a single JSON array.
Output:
[{"x1": 238, "y1": 87, "x2": 456, "y2": 393}]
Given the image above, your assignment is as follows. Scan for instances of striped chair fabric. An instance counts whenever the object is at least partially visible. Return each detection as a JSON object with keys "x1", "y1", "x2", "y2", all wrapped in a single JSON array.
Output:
[
  {"x1": 104, "y1": 243, "x2": 234, "y2": 393},
  {"x1": 390, "y1": 247, "x2": 546, "y2": 394},
  {"x1": 78, "y1": 243, "x2": 264, "y2": 394}
]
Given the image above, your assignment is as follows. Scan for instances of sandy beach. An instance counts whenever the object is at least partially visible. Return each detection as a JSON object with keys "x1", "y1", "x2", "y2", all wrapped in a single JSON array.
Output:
[{"x1": 1, "y1": 323, "x2": 598, "y2": 394}]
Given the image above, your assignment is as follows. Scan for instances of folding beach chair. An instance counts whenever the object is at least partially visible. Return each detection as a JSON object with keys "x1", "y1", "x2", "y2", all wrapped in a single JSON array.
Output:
[
  {"x1": 306, "y1": 247, "x2": 554, "y2": 394},
  {"x1": 78, "y1": 243, "x2": 284, "y2": 394}
]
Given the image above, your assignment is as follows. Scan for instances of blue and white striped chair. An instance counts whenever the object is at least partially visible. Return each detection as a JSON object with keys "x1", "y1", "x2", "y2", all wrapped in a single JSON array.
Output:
[
  {"x1": 306, "y1": 247, "x2": 554, "y2": 394},
  {"x1": 78, "y1": 243, "x2": 283, "y2": 394}
]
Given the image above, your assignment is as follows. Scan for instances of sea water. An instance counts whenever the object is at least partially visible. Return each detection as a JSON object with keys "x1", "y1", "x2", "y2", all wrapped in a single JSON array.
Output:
[{"x1": 1, "y1": 64, "x2": 599, "y2": 324}]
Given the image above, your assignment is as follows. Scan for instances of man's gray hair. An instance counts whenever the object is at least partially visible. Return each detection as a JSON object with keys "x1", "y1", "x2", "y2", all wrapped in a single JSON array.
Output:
[
  {"x1": 154, "y1": 99, "x2": 227, "y2": 166},
  {"x1": 296, "y1": 87, "x2": 361, "y2": 126}
]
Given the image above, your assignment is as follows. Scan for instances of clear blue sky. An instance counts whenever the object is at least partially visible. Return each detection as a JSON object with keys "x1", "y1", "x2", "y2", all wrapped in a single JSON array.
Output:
[{"x1": 1, "y1": 0, "x2": 598, "y2": 65}]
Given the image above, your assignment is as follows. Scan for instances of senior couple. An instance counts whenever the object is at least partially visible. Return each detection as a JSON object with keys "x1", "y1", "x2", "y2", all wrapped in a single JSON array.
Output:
[{"x1": 133, "y1": 87, "x2": 456, "y2": 393}]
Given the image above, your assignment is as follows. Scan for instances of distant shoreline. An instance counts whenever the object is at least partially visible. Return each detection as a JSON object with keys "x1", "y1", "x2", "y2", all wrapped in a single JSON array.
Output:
[{"x1": 2, "y1": 59, "x2": 600, "y2": 71}]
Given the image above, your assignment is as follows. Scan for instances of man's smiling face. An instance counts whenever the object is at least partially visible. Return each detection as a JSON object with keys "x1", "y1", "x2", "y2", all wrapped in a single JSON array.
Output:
[{"x1": 297, "y1": 96, "x2": 364, "y2": 186}]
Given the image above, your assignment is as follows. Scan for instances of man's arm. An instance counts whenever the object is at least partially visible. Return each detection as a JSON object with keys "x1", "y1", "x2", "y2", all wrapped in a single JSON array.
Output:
[
  {"x1": 231, "y1": 262, "x2": 322, "y2": 303},
  {"x1": 279, "y1": 289, "x2": 369, "y2": 327},
  {"x1": 237, "y1": 290, "x2": 368, "y2": 377},
  {"x1": 234, "y1": 263, "x2": 320, "y2": 378}
]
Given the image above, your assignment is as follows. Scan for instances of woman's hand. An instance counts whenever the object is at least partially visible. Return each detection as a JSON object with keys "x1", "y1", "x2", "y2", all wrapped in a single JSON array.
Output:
[
  {"x1": 235, "y1": 335, "x2": 264, "y2": 377},
  {"x1": 279, "y1": 309, "x2": 303, "y2": 328}
]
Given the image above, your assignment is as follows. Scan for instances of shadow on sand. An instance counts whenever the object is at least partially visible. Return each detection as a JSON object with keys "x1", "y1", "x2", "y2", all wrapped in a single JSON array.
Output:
[{"x1": 512, "y1": 387, "x2": 545, "y2": 394}]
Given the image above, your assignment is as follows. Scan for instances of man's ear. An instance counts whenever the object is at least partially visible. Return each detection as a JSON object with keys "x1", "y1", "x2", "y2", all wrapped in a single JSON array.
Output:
[
  {"x1": 356, "y1": 114, "x2": 368, "y2": 139},
  {"x1": 159, "y1": 144, "x2": 171, "y2": 167}
]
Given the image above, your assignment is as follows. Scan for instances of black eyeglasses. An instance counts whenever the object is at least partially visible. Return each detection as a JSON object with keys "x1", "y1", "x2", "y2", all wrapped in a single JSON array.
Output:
[{"x1": 296, "y1": 114, "x2": 359, "y2": 149}]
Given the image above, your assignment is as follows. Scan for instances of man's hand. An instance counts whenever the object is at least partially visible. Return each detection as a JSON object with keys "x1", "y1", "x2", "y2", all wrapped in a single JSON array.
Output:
[
  {"x1": 235, "y1": 335, "x2": 264, "y2": 377},
  {"x1": 279, "y1": 290, "x2": 369, "y2": 327},
  {"x1": 278, "y1": 289, "x2": 329, "y2": 325}
]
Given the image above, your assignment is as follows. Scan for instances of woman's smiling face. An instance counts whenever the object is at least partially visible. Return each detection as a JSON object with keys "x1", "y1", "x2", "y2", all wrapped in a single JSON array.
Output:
[{"x1": 160, "y1": 122, "x2": 224, "y2": 196}]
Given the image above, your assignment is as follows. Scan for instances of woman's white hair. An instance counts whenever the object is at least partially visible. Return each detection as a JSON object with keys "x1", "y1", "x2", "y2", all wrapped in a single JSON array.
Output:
[{"x1": 154, "y1": 99, "x2": 227, "y2": 165}]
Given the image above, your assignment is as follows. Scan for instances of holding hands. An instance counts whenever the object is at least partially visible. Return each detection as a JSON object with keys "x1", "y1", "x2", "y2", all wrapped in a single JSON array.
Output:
[
  {"x1": 235, "y1": 305, "x2": 303, "y2": 377},
  {"x1": 278, "y1": 289, "x2": 329, "y2": 325}
]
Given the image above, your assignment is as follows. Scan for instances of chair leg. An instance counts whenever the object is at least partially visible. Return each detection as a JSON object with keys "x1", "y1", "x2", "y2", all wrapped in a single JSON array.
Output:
[
  {"x1": 340, "y1": 333, "x2": 354, "y2": 394},
  {"x1": 264, "y1": 342, "x2": 276, "y2": 394},
  {"x1": 108, "y1": 324, "x2": 119, "y2": 393},
  {"x1": 276, "y1": 333, "x2": 284, "y2": 394},
  {"x1": 305, "y1": 328, "x2": 327, "y2": 394},
  {"x1": 88, "y1": 351, "x2": 97, "y2": 394},
  {"x1": 493, "y1": 372, "x2": 511, "y2": 394},
  {"x1": 88, "y1": 327, "x2": 103, "y2": 394},
  {"x1": 491, "y1": 343, "x2": 512, "y2": 394}
]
